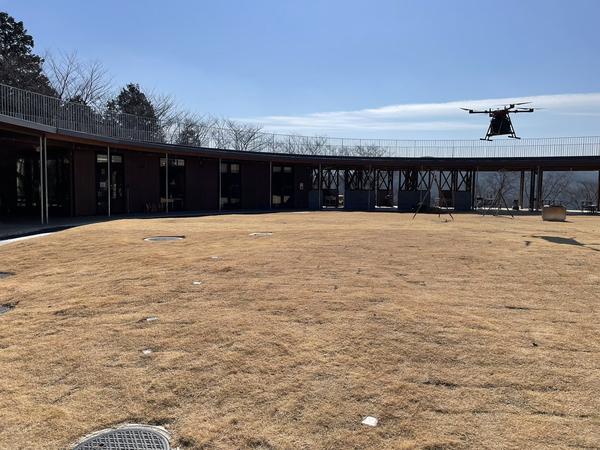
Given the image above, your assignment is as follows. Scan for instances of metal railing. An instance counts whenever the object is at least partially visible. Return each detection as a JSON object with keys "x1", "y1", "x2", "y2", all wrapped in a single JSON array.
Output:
[{"x1": 1, "y1": 83, "x2": 600, "y2": 158}]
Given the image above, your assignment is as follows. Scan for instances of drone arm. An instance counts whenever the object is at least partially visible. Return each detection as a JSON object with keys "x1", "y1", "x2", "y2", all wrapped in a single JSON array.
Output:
[
  {"x1": 461, "y1": 109, "x2": 490, "y2": 114},
  {"x1": 509, "y1": 108, "x2": 535, "y2": 113}
]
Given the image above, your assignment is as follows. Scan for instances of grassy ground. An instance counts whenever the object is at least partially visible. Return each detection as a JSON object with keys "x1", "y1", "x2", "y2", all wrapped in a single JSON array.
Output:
[{"x1": 0, "y1": 212, "x2": 599, "y2": 449}]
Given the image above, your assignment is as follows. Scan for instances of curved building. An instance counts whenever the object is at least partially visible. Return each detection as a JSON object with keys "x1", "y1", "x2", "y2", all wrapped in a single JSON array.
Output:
[{"x1": 1, "y1": 84, "x2": 599, "y2": 225}]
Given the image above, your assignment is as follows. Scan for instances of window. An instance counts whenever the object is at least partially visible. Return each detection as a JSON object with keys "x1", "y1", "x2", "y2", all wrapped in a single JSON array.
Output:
[
  {"x1": 220, "y1": 161, "x2": 242, "y2": 209},
  {"x1": 160, "y1": 157, "x2": 186, "y2": 212},
  {"x1": 272, "y1": 165, "x2": 294, "y2": 208}
]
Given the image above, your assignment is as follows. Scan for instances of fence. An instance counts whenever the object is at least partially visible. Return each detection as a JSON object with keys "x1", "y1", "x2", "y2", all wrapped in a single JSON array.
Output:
[{"x1": 1, "y1": 83, "x2": 600, "y2": 158}]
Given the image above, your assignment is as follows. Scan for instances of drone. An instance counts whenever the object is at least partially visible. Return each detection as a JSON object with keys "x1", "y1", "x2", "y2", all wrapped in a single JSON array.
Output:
[{"x1": 461, "y1": 102, "x2": 536, "y2": 140}]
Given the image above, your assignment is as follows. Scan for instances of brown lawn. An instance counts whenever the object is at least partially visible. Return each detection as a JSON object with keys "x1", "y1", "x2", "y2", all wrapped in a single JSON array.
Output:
[{"x1": 0, "y1": 212, "x2": 599, "y2": 449}]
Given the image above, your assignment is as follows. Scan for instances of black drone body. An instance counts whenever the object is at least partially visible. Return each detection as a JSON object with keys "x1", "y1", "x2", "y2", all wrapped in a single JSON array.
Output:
[{"x1": 461, "y1": 102, "x2": 535, "y2": 140}]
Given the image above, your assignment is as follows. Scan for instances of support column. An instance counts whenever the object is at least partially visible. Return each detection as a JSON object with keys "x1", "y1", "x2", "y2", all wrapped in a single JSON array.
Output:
[
  {"x1": 368, "y1": 166, "x2": 373, "y2": 210},
  {"x1": 471, "y1": 169, "x2": 477, "y2": 210},
  {"x1": 597, "y1": 170, "x2": 600, "y2": 212},
  {"x1": 536, "y1": 168, "x2": 544, "y2": 211},
  {"x1": 43, "y1": 136, "x2": 48, "y2": 224},
  {"x1": 269, "y1": 161, "x2": 272, "y2": 209},
  {"x1": 107, "y1": 145, "x2": 111, "y2": 217},
  {"x1": 396, "y1": 169, "x2": 402, "y2": 213},
  {"x1": 529, "y1": 169, "x2": 536, "y2": 211},
  {"x1": 519, "y1": 171, "x2": 525, "y2": 209},
  {"x1": 218, "y1": 158, "x2": 222, "y2": 211},
  {"x1": 165, "y1": 152, "x2": 169, "y2": 214},
  {"x1": 38, "y1": 136, "x2": 44, "y2": 224},
  {"x1": 318, "y1": 163, "x2": 322, "y2": 209}
]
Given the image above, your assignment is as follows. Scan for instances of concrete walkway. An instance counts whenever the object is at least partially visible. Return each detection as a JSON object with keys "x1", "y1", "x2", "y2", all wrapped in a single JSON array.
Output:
[{"x1": 0, "y1": 210, "x2": 279, "y2": 241}]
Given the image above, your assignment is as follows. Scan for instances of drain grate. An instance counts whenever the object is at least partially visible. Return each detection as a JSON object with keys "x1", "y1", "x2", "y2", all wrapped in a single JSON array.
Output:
[
  {"x1": 143, "y1": 236, "x2": 185, "y2": 242},
  {"x1": 0, "y1": 272, "x2": 14, "y2": 279},
  {"x1": 73, "y1": 426, "x2": 170, "y2": 450},
  {"x1": 0, "y1": 304, "x2": 13, "y2": 315}
]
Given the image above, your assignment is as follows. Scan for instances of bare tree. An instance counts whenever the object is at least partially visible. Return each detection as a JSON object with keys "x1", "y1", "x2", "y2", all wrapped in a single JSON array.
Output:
[
  {"x1": 173, "y1": 113, "x2": 217, "y2": 147},
  {"x1": 541, "y1": 172, "x2": 571, "y2": 206},
  {"x1": 149, "y1": 92, "x2": 181, "y2": 140},
  {"x1": 353, "y1": 144, "x2": 386, "y2": 157},
  {"x1": 476, "y1": 171, "x2": 519, "y2": 207},
  {"x1": 223, "y1": 119, "x2": 265, "y2": 151},
  {"x1": 567, "y1": 180, "x2": 598, "y2": 210},
  {"x1": 282, "y1": 134, "x2": 327, "y2": 155},
  {"x1": 307, "y1": 135, "x2": 329, "y2": 155},
  {"x1": 44, "y1": 51, "x2": 112, "y2": 106}
]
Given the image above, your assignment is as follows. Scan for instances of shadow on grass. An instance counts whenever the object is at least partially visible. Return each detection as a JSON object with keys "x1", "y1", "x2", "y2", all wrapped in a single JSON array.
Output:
[{"x1": 532, "y1": 235, "x2": 600, "y2": 252}]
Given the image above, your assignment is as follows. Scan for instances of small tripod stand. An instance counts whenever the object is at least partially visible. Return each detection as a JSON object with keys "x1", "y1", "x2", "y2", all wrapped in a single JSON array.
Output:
[
  {"x1": 481, "y1": 171, "x2": 514, "y2": 218},
  {"x1": 412, "y1": 172, "x2": 454, "y2": 221}
]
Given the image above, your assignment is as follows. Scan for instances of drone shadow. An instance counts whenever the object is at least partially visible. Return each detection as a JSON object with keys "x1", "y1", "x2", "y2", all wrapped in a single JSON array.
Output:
[{"x1": 532, "y1": 235, "x2": 600, "y2": 252}]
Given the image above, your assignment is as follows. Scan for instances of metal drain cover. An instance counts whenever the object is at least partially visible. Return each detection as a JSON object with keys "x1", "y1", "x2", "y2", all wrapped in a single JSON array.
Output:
[
  {"x1": 73, "y1": 425, "x2": 170, "y2": 450},
  {"x1": 0, "y1": 272, "x2": 14, "y2": 279},
  {"x1": 143, "y1": 236, "x2": 185, "y2": 242},
  {"x1": 0, "y1": 304, "x2": 13, "y2": 315}
]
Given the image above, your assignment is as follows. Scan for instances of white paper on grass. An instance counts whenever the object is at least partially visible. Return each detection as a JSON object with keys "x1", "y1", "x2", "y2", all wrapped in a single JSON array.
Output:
[{"x1": 361, "y1": 416, "x2": 378, "y2": 427}]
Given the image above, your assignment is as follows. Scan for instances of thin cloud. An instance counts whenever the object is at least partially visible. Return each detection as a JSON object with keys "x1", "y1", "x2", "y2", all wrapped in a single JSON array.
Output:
[{"x1": 237, "y1": 93, "x2": 600, "y2": 136}]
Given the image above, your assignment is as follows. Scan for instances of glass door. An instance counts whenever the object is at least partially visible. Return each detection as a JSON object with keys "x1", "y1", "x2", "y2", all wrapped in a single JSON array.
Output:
[{"x1": 96, "y1": 152, "x2": 124, "y2": 215}]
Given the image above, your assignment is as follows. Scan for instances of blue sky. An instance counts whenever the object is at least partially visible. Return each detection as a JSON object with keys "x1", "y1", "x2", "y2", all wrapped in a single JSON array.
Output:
[{"x1": 3, "y1": 0, "x2": 600, "y2": 138}]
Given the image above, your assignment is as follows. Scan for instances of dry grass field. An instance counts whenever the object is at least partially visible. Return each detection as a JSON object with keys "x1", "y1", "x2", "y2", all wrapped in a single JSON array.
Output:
[{"x1": 0, "y1": 212, "x2": 599, "y2": 449}]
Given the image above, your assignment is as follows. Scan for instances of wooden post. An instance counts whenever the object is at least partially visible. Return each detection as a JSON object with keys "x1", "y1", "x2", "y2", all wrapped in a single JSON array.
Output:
[
  {"x1": 471, "y1": 169, "x2": 477, "y2": 210},
  {"x1": 39, "y1": 136, "x2": 44, "y2": 224},
  {"x1": 218, "y1": 158, "x2": 222, "y2": 211},
  {"x1": 519, "y1": 170, "x2": 525, "y2": 209},
  {"x1": 529, "y1": 169, "x2": 536, "y2": 211},
  {"x1": 536, "y1": 168, "x2": 544, "y2": 211},
  {"x1": 269, "y1": 161, "x2": 272, "y2": 209},
  {"x1": 369, "y1": 166, "x2": 373, "y2": 210},
  {"x1": 318, "y1": 163, "x2": 322, "y2": 209},
  {"x1": 43, "y1": 136, "x2": 48, "y2": 223},
  {"x1": 107, "y1": 145, "x2": 111, "y2": 217},
  {"x1": 597, "y1": 170, "x2": 600, "y2": 212},
  {"x1": 165, "y1": 153, "x2": 169, "y2": 214}
]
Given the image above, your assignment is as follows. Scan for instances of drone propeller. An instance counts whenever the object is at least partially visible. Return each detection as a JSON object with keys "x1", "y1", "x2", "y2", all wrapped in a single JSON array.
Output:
[
  {"x1": 506, "y1": 101, "x2": 532, "y2": 109},
  {"x1": 489, "y1": 101, "x2": 531, "y2": 109}
]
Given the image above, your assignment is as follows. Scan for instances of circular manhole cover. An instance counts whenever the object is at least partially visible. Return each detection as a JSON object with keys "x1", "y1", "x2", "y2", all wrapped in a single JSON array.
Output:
[
  {"x1": 0, "y1": 272, "x2": 14, "y2": 279},
  {"x1": 73, "y1": 425, "x2": 170, "y2": 450},
  {"x1": 143, "y1": 236, "x2": 185, "y2": 242}
]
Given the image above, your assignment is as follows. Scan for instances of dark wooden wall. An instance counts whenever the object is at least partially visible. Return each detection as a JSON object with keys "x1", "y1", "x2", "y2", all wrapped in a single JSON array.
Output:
[
  {"x1": 293, "y1": 165, "x2": 312, "y2": 209},
  {"x1": 241, "y1": 161, "x2": 270, "y2": 209},
  {"x1": 186, "y1": 158, "x2": 219, "y2": 211},
  {"x1": 73, "y1": 146, "x2": 96, "y2": 216},
  {"x1": 124, "y1": 151, "x2": 160, "y2": 213}
]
